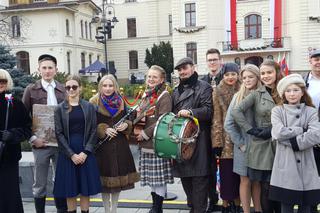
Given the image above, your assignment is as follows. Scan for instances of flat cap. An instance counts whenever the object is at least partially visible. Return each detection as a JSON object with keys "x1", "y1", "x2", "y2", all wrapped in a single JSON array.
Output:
[
  {"x1": 310, "y1": 49, "x2": 320, "y2": 58},
  {"x1": 38, "y1": 54, "x2": 57, "y2": 65},
  {"x1": 174, "y1": 57, "x2": 194, "y2": 70}
]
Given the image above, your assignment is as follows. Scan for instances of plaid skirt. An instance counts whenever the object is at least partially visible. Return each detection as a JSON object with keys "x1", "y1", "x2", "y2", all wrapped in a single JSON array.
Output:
[{"x1": 139, "y1": 150, "x2": 174, "y2": 187}]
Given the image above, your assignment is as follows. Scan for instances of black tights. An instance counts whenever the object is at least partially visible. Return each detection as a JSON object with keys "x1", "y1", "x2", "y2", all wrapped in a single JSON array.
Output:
[
  {"x1": 261, "y1": 182, "x2": 281, "y2": 213},
  {"x1": 281, "y1": 203, "x2": 310, "y2": 213}
]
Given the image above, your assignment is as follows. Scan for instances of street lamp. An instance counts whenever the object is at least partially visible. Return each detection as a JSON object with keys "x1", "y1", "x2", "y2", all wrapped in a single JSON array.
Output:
[{"x1": 92, "y1": 0, "x2": 119, "y2": 76}]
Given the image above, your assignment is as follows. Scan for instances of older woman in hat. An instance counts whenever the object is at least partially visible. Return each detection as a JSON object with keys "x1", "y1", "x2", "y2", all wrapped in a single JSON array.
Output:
[
  {"x1": 0, "y1": 69, "x2": 32, "y2": 213},
  {"x1": 270, "y1": 73, "x2": 320, "y2": 213}
]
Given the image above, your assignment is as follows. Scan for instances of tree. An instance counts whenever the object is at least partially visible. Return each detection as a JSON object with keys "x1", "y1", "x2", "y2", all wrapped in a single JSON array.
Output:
[
  {"x1": 0, "y1": 44, "x2": 35, "y2": 99},
  {"x1": 144, "y1": 41, "x2": 173, "y2": 83}
]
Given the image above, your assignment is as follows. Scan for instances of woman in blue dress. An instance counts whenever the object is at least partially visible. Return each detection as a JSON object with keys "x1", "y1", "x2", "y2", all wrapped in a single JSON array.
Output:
[{"x1": 54, "y1": 75, "x2": 101, "y2": 213}]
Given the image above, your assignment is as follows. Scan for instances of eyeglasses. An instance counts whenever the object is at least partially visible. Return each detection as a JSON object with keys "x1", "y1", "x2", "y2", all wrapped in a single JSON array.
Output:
[
  {"x1": 65, "y1": 85, "x2": 79, "y2": 91},
  {"x1": 0, "y1": 79, "x2": 8, "y2": 84},
  {"x1": 207, "y1": 59, "x2": 219, "y2": 63}
]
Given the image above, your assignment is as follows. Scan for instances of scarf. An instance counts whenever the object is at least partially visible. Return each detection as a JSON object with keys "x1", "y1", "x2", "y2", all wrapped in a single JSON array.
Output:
[
  {"x1": 100, "y1": 92, "x2": 122, "y2": 116},
  {"x1": 178, "y1": 72, "x2": 198, "y2": 94},
  {"x1": 144, "y1": 82, "x2": 166, "y2": 105}
]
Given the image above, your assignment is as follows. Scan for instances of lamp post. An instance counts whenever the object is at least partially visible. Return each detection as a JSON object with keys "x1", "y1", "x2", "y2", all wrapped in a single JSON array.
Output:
[{"x1": 93, "y1": 0, "x2": 119, "y2": 76}]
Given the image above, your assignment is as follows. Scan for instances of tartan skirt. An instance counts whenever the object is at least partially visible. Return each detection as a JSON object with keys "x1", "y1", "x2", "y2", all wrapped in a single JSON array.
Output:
[{"x1": 139, "y1": 150, "x2": 174, "y2": 187}]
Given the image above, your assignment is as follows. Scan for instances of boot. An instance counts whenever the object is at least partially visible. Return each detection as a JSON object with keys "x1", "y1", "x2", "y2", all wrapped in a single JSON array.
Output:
[
  {"x1": 34, "y1": 197, "x2": 46, "y2": 213},
  {"x1": 311, "y1": 205, "x2": 319, "y2": 213},
  {"x1": 154, "y1": 193, "x2": 164, "y2": 213},
  {"x1": 206, "y1": 200, "x2": 217, "y2": 212},
  {"x1": 55, "y1": 197, "x2": 68, "y2": 213},
  {"x1": 229, "y1": 201, "x2": 241, "y2": 213},
  {"x1": 149, "y1": 192, "x2": 156, "y2": 213},
  {"x1": 81, "y1": 211, "x2": 89, "y2": 213},
  {"x1": 221, "y1": 206, "x2": 230, "y2": 213},
  {"x1": 67, "y1": 211, "x2": 76, "y2": 213}
]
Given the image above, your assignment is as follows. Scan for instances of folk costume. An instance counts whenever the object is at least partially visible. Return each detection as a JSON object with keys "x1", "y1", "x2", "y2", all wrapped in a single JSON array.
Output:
[
  {"x1": 138, "y1": 83, "x2": 174, "y2": 212},
  {"x1": 90, "y1": 92, "x2": 139, "y2": 213}
]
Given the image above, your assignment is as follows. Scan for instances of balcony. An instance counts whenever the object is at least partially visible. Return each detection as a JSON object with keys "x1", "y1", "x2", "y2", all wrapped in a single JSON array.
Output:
[{"x1": 217, "y1": 37, "x2": 291, "y2": 55}]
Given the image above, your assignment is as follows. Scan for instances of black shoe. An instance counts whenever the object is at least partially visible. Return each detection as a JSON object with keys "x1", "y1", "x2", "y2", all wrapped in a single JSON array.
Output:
[
  {"x1": 34, "y1": 197, "x2": 46, "y2": 213},
  {"x1": 55, "y1": 197, "x2": 68, "y2": 213},
  {"x1": 149, "y1": 192, "x2": 157, "y2": 213},
  {"x1": 222, "y1": 206, "x2": 230, "y2": 213},
  {"x1": 311, "y1": 205, "x2": 319, "y2": 213},
  {"x1": 67, "y1": 211, "x2": 76, "y2": 213},
  {"x1": 81, "y1": 210, "x2": 89, "y2": 213},
  {"x1": 206, "y1": 201, "x2": 216, "y2": 212},
  {"x1": 154, "y1": 193, "x2": 164, "y2": 213}
]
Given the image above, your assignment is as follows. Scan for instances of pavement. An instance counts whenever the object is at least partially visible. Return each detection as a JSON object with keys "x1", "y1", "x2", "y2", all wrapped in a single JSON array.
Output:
[{"x1": 20, "y1": 146, "x2": 217, "y2": 213}]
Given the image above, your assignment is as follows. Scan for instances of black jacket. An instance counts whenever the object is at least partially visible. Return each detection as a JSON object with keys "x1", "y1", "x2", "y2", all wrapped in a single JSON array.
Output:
[
  {"x1": 54, "y1": 99, "x2": 97, "y2": 158},
  {"x1": 0, "y1": 92, "x2": 32, "y2": 164},
  {"x1": 172, "y1": 78, "x2": 213, "y2": 177},
  {"x1": 201, "y1": 70, "x2": 223, "y2": 86}
]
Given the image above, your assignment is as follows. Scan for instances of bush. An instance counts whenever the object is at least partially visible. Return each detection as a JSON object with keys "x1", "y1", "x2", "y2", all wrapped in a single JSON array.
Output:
[{"x1": 21, "y1": 141, "x2": 32, "y2": 151}]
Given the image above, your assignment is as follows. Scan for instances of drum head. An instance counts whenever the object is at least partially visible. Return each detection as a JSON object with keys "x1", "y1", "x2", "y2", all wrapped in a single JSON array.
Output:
[{"x1": 181, "y1": 121, "x2": 197, "y2": 160}]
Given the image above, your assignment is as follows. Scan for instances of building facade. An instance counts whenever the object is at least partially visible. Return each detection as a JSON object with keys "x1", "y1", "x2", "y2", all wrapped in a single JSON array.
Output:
[{"x1": 1, "y1": 0, "x2": 320, "y2": 82}]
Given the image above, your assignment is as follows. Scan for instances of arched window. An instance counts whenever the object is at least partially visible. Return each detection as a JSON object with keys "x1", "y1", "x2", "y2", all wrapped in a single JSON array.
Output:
[
  {"x1": 129, "y1": 50, "x2": 138, "y2": 69},
  {"x1": 11, "y1": 16, "x2": 21, "y2": 38},
  {"x1": 81, "y1": 52, "x2": 86, "y2": 68},
  {"x1": 66, "y1": 19, "x2": 70, "y2": 36},
  {"x1": 186, "y1": 42, "x2": 197, "y2": 64},
  {"x1": 16, "y1": 51, "x2": 30, "y2": 74},
  {"x1": 245, "y1": 14, "x2": 261, "y2": 39}
]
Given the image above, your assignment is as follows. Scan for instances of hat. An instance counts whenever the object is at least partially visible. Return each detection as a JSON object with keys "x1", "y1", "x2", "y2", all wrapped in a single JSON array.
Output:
[
  {"x1": 221, "y1": 62, "x2": 239, "y2": 76},
  {"x1": 276, "y1": 73, "x2": 305, "y2": 97},
  {"x1": 310, "y1": 49, "x2": 320, "y2": 58},
  {"x1": 38, "y1": 54, "x2": 57, "y2": 65},
  {"x1": 174, "y1": 57, "x2": 194, "y2": 70}
]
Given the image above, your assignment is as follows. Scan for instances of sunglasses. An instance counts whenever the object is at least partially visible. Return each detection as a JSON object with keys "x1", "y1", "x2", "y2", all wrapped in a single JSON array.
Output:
[
  {"x1": 0, "y1": 79, "x2": 8, "y2": 84},
  {"x1": 65, "y1": 85, "x2": 79, "y2": 91}
]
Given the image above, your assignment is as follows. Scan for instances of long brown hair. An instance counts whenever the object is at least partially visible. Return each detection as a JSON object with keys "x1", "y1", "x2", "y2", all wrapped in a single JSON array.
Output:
[
  {"x1": 260, "y1": 59, "x2": 284, "y2": 104},
  {"x1": 280, "y1": 83, "x2": 314, "y2": 107}
]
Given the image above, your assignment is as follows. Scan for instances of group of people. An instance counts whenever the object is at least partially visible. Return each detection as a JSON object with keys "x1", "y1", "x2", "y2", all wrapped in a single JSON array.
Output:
[{"x1": 0, "y1": 48, "x2": 320, "y2": 213}]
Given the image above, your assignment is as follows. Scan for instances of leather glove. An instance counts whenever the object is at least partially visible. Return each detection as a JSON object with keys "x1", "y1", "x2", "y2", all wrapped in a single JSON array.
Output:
[
  {"x1": 1, "y1": 130, "x2": 14, "y2": 143},
  {"x1": 246, "y1": 128, "x2": 263, "y2": 137},
  {"x1": 256, "y1": 127, "x2": 272, "y2": 140},
  {"x1": 212, "y1": 147, "x2": 223, "y2": 158}
]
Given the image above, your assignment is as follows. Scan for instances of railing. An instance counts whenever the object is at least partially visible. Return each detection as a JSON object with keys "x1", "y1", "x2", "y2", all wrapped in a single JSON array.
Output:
[{"x1": 220, "y1": 37, "x2": 289, "y2": 52}]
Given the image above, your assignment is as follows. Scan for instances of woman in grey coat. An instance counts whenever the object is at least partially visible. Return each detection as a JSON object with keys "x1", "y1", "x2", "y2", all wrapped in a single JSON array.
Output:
[
  {"x1": 270, "y1": 74, "x2": 320, "y2": 213},
  {"x1": 224, "y1": 64, "x2": 262, "y2": 213},
  {"x1": 232, "y1": 60, "x2": 283, "y2": 213}
]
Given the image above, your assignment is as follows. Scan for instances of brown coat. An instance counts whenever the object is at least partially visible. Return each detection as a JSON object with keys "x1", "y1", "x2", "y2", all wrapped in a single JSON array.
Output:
[
  {"x1": 22, "y1": 80, "x2": 65, "y2": 113},
  {"x1": 139, "y1": 90, "x2": 172, "y2": 149},
  {"x1": 89, "y1": 94, "x2": 139, "y2": 193},
  {"x1": 212, "y1": 81, "x2": 239, "y2": 159}
]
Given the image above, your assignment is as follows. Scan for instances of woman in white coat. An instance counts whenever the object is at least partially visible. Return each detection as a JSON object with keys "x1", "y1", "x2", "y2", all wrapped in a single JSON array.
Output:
[{"x1": 270, "y1": 73, "x2": 320, "y2": 213}]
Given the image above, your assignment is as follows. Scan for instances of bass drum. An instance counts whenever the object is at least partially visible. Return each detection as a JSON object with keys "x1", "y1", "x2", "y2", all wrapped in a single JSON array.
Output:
[{"x1": 153, "y1": 112, "x2": 199, "y2": 161}]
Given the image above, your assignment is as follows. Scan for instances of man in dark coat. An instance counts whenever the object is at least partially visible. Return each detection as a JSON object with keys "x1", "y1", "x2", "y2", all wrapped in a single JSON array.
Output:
[
  {"x1": 172, "y1": 57, "x2": 213, "y2": 213},
  {"x1": 201, "y1": 48, "x2": 223, "y2": 87},
  {"x1": 304, "y1": 49, "x2": 320, "y2": 213}
]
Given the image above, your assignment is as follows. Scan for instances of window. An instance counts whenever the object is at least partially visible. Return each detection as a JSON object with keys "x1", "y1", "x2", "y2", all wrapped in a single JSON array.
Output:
[
  {"x1": 186, "y1": 42, "x2": 197, "y2": 64},
  {"x1": 81, "y1": 52, "x2": 85, "y2": 68},
  {"x1": 89, "y1": 23, "x2": 92, "y2": 40},
  {"x1": 89, "y1": 54, "x2": 92, "y2": 65},
  {"x1": 11, "y1": 16, "x2": 21, "y2": 38},
  {"x1": 125, "y1": 0, "x2": 136, "y2": 2},
  {"x1": 127, "y1": 18, "x2": 136, "y2": 38},
  {"x1": 129, "y1": 51, "x2": 138, "y2": 69},
  {"x1": 80, "y1": 20, "x2": 84, "y2": 38},
  {"x1": 185, "y1": 3, "x2": 196, "y2": 27},
  {"x1": 85, "y1": 21, "x2": 88, "y2": 39},
  {"x1": 97, "y1": 55, "x2": 100, "y2": 61},
  {"x1": 67, "y1": 52, "x2": 71, "y2": 74},
  {"x1": 245, "y1": 14, "x2": 261, "y2": 39},
  {"x1": 9, "y1": 0, "x2": 18, "y2": 4},
  {"x1": 234, "y1": 57, "x2": 241, "y2": 68},
  {"x1": 16, "y1": 51, "x2": 30, "y2": 74},
  {"x1": 66, "y1": 19, "x2": 70, "y2": 36},
  {"x1": 169, "y1": 14, "x2": 172, "y2": 35}
]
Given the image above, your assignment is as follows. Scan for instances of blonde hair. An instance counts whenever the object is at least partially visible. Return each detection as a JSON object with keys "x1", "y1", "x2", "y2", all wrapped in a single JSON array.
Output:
[
  {"x1": 235, "y1": 64, "x2": 261, "y2": 105},
  {"x1": 98, "y1": 74, "x2": 120, "y2": 95},
  {"x1": 0, "y1": 69, "x2": 14, "y2": 91},
  {"x1": 148, "y1": 65, "x2": 166, "y2": 79}
]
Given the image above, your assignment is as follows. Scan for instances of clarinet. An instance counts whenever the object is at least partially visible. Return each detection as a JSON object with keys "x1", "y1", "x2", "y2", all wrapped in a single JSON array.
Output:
[{"x1": 95, "y1": 106, "x2": 137, "y2": 151}]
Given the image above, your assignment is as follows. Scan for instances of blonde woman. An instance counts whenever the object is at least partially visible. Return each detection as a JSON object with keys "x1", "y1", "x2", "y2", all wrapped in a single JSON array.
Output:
[
  {"x1": 224, "y1": 64, "x2": 262, "y2": 213},
  {"x1": 90, "y1": 74, "x2": 139, "y2": 213}
]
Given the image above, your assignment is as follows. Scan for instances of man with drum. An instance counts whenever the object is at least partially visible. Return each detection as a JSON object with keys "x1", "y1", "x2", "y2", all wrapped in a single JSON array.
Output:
[{"x1": 172, "y1": 57, "x2": 213, "y2": 213}]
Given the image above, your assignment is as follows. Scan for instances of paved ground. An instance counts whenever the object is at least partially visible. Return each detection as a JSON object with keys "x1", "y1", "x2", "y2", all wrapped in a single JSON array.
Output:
[{"x1": 20, "y1": 147, "x2": 215, "y2": 212}]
